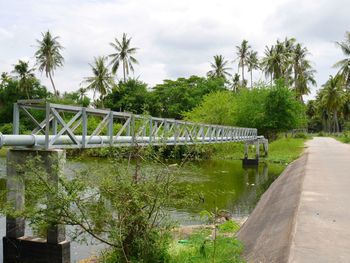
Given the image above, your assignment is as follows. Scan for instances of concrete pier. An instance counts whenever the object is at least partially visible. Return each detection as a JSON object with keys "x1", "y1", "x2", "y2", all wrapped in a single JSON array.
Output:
[
  {"x1": 3, "y1": 148, "x2": 70, "y2": 263},
  {"x1": 238, "y1": 137, "x2": 350, "y2": 263}
]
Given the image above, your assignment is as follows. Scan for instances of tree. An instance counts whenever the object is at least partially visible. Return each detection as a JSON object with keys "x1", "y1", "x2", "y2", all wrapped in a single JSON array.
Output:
[
  {"x1": 83, "y1": 56, "x2": 114, "y2": 108},
  {"x1": 334, "y1": 31, "x2": 350, "y2": 89},
  {"x1": 109, "y1": 33, "x2": 139, "y2": 82},
  {"x1": 292, "y1": 43, "x2": 316, "y2": 102},
  {"x1": 230, "y1": 73, "x2": 240, "y2": 92},
  {"x1": 185, "y1": 81, "x2": 306, "y2": 138},
  {"x1": 104, "y1": 79, "x2": 149, "y2": 114},
  {"x1": 261, "y1": 45, "x2": 275, "y2": 84},
  {"x1": 246, "y1": 51, "x2": 259, "y2": 88},
  {"x1": 12, "y1": 60, "x2": 35, "y2": 99},
  {"x1": 207, "y1": 55, "x2": 231, "y2": 80},
  {"x1": 148, "y1": 76, "x2": 225, "y2": 119},
  {"x1": 235, "y1": 40, "x2": 251, "y2": 84},
  {"x1": 35, "y1": 30, "x2": 64, "y2": 96},
  {"x1": 320, "y1": 75, "x2": 345, "y2": 133}
]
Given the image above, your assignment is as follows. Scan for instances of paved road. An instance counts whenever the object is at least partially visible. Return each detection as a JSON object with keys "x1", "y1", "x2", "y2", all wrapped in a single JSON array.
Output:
[
  {"x1": 238, "y1": 137, "x2": 350, "y2": 262},
  {"x1": 289, "y1": 137, "x2": 350, "y2": 262}
]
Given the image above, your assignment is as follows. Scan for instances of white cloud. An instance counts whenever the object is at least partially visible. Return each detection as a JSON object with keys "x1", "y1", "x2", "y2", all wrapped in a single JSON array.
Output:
[{"x1": 0, "y1": 0, "x2": 349, "y2": 98}]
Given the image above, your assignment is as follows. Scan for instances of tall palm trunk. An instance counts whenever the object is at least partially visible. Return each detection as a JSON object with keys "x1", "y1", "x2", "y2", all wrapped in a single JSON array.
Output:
[
  {"x1": 250, "y1": 70, "x2": 253, "y2": 89},
  {"x1": 25, "y1": 87, "x2": 30, "y2": 100},
  {"x1": 123, "y1": 60, "x2": 126, "y2": 82},
  {"x1": 334, "y1": 109, "x2": 339, "y2": 133},
  {"x1": 48, "y1": 71, "x2": 57, "y2": 96},
  {"x1": 241, "y1": 62, "x2": 245, "y2": 84}
]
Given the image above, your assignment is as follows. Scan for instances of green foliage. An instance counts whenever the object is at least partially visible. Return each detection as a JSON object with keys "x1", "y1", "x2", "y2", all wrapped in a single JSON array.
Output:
[
  {"x1": 0, "y1": 76, "x2": 50, "y2": 125},
  {"x1": 0, "y1": 123, "x2": 13, "y2": 134},
  {"x1": 263, "y1": 81, "x2": 306, "y2": 137},
  {"x1": 148, "y1": 76, "x2": 226, "y2": 119},
  {"x1": 266, "y1": 137, "x2": 307, "y2": 164},
  {"x1": 184, "y1": 90, "x2": 236, "y2": 125},
  {"x1": 168, "y1": 230, "x2": 245, "y2": 263},
  {"x1": 104, "y1": 79, "x2": 149, "y2": 114},
  {"x1": 2, "y1": 150, "x2": 195, "y2": 263},
  {"x1": 185, "y1": 82, "x2": 306, "y2": 138},
  {"x1": 218, "y1": 220, "x2": 240, "y2": 233}
]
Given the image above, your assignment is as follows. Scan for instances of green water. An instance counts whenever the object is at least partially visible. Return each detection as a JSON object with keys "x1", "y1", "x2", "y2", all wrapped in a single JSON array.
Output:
[
  {"x1": 0, "y1": 155, "x2": 285, "y2": 261},
  {"x1": 66, "y1": 157, "x2": 284, "y2": 223}
]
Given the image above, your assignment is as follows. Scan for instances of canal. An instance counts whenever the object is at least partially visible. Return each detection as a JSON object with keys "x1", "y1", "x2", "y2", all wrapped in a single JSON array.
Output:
[{"x1": 0, "y1": 154, "x2": 284, "y2": 262}]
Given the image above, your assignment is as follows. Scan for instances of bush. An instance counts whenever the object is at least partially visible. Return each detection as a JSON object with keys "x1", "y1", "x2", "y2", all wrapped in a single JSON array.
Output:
[
  {"x1": 293, "y1": 133, "x2": 307, "y2": 139},
  {"x1": 0, "y1": 123, "x2": 13, "y2": 134}
]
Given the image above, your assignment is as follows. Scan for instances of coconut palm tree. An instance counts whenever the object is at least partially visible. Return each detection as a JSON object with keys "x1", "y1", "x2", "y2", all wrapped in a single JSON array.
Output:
[
  {"x1": 282, "y1": 37, "x2": 296, "y2": 84},
  {"x1": 261, "y1": 45, "x2": 275, "y2": 84},
  {"x1": 321, "y1": 75, "x2": 345, "y2": 133},
  {"x1": 333, "y1": 31, "x2": 350, "y2": 89},
  {"x1": 83, "y1": 56, "x2": 114, "y2": 108},
  {"x1": 235, "y1": 40, "x2": 251, "y2": 85},
  {"x1": 78, "y1": 87, "x2": 87, "y2": 101},
  {"x1": 35, "y1": 30, "x2": 64, "y2": 96},
  {"x1": 246, "y1": 50, "x2": 259, "y2": 88},
  {"x1": 261, "y1": 41, "x2": 289, "y2": 84},
  {"x1": 1, "y1": 72, "x2": 10, "y2": 86},
  {"x1": 12, "y1": 60, "x2": 35, "y2": 99},
  {"x1": 231, "y1": 73, "x2": 240, "y2": 92},
  {"x1": 292, "y1": 43, "x2": 316, "y2": 102},
  {"x1": 207, "y1": 55, "x2": 231, "y2": 79},
  {"x1": 109, "y1": 33, "x2": 138, "y2": 82}
]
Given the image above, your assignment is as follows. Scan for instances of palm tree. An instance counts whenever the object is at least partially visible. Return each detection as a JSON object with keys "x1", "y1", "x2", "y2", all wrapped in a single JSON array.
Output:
[
  {"x1": 207, "y1": 55, "x2": 231, "y2": 79},
  {"x1": 261, "y1": 45, "x2": 275, "y2": 84},
  {"x1": 321, "y1": 75, "x2": 345, "y2": 133},
  {"x1": 1, "y1": 72, "x2": 10, "y2": 86},
  {"x1": 235, "y1": 40, "x2": 251, "y2": 85},
  {"x1": 109, "y1": 33, "x2": 138, "y2": 82},
  {"x1": 35, "y1": 30, "x2": 64, "y2": 96},
  {"x1": 83, "y1": 56, "x2": 114, "y2": 108},
  {"x1": 246, "y1": 51, "x2": 259, "y2": 88},
  {"x1": 12, "y1": 60, "x2": 35, "y2": 99},
  {"x1": 292, "y1": 43, "x2": 316, "y2": 102},
  {"x1": 231, "y1": 73, "x2": 240, "y2": 92},
  {"x1": 333, "y1": 31, "x2": 350, "y2": 89},
  {"x1": 261, "y1": 41, "x2": 289, "y2": 84}
]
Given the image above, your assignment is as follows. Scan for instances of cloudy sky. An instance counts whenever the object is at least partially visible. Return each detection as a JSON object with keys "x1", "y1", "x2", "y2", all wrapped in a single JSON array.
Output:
[{"x1": 0, "y1": 0, "x2": 349, "y2": 98}]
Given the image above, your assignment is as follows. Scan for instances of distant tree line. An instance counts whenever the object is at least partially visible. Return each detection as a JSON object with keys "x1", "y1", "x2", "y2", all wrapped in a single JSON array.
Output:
[
  {"x1": 307, "y1": 32, "x2": 350, "y2": 133},
  {"x1": 3, "y1": 30, "x2": 350, "y2": 135}
]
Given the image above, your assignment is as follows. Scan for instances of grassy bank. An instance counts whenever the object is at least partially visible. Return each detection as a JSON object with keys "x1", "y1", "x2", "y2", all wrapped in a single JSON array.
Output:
[
  {"x1": 265, "y1": 137, "x2": 308, "y2": 164},
  {"x1": 211, "y1": 136, "x2": 308, "y2": 165}
]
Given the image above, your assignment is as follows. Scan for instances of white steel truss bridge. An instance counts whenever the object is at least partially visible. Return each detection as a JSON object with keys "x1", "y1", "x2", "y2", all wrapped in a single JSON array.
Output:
[{"x1": 0, "y1": 100, "x2": 267, "y2": 152}]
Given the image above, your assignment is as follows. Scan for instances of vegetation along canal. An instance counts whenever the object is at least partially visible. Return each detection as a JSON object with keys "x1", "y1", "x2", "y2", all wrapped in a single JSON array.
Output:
[{"x1": 0, "y1": 153, "x2": 285, "y2": 261}]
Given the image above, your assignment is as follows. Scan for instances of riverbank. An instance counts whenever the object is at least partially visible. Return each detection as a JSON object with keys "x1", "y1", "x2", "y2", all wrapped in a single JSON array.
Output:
[
  {"x1": 238, "y1": 137, "x2": 350, "y2": 262},
  {"x1": 211, "y1": 137, "x2": 308, "y2": 164}
]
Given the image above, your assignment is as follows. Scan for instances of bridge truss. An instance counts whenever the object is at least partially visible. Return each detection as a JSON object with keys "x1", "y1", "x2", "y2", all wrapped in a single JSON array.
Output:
[{"x1": 0, "y1": 100, "x2": 266, "y2": 150}]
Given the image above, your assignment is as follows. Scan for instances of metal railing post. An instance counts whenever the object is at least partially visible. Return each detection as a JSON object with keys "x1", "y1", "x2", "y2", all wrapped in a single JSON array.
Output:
[
  {"x1": 82, "y1": 108, "x2": 87, "y2": 148},
  {"x1": 13, "y1": 103, "x2": 20, "y2": 135}
]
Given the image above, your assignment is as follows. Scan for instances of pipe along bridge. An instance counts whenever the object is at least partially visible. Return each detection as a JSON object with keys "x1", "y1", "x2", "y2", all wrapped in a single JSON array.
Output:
[
  {"x1": 1, "y1": 100, "x2": 267, "y2": 263},
  {"x1": 0, "y1": 100, "x2": 268, "y2": 158}
]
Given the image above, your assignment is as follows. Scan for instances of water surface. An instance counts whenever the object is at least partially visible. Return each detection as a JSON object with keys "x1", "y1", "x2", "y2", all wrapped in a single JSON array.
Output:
[{"x1": 0, "y1": 155, "x2": 284, "y2": 261}]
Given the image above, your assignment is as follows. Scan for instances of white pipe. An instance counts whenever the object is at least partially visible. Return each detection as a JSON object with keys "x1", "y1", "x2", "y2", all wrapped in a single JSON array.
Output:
[{"x1": 0, "y1": 134, "x2": 257, "y2": 148}]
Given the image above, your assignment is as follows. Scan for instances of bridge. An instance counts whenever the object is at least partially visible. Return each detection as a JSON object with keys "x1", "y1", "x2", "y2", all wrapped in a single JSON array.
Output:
[
  {"x1": 0, "y1": 100, "x2": 267, "y2": 157},
  {"x1": 1, "y1": 100, "x2": 267, "y2": 263}
]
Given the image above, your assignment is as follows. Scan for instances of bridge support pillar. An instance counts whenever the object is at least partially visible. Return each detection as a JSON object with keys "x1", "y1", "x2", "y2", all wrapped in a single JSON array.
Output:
[
  {"x1": 243, "y1": 138, "x2": 268, "y2": 166},
  {"x1": 3, "y1": 148, "x2": 70, "y2": 263}
]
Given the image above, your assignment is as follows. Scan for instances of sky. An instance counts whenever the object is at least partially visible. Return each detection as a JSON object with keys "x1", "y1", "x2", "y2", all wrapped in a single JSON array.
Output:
[{"x1": 0, "y1": 0, "x2": 349, "y2": 99}]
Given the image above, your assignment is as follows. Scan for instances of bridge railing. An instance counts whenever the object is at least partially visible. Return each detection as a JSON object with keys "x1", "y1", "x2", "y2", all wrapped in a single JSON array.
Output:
[{"x1": 1, "y1": 100, "x2": 258, "y2": 149}]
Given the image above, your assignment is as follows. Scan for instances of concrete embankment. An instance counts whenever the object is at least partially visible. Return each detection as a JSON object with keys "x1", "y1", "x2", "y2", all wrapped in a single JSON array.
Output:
[{"x1": 237, "y1": 137, "x2": 350, "y2": 263}]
